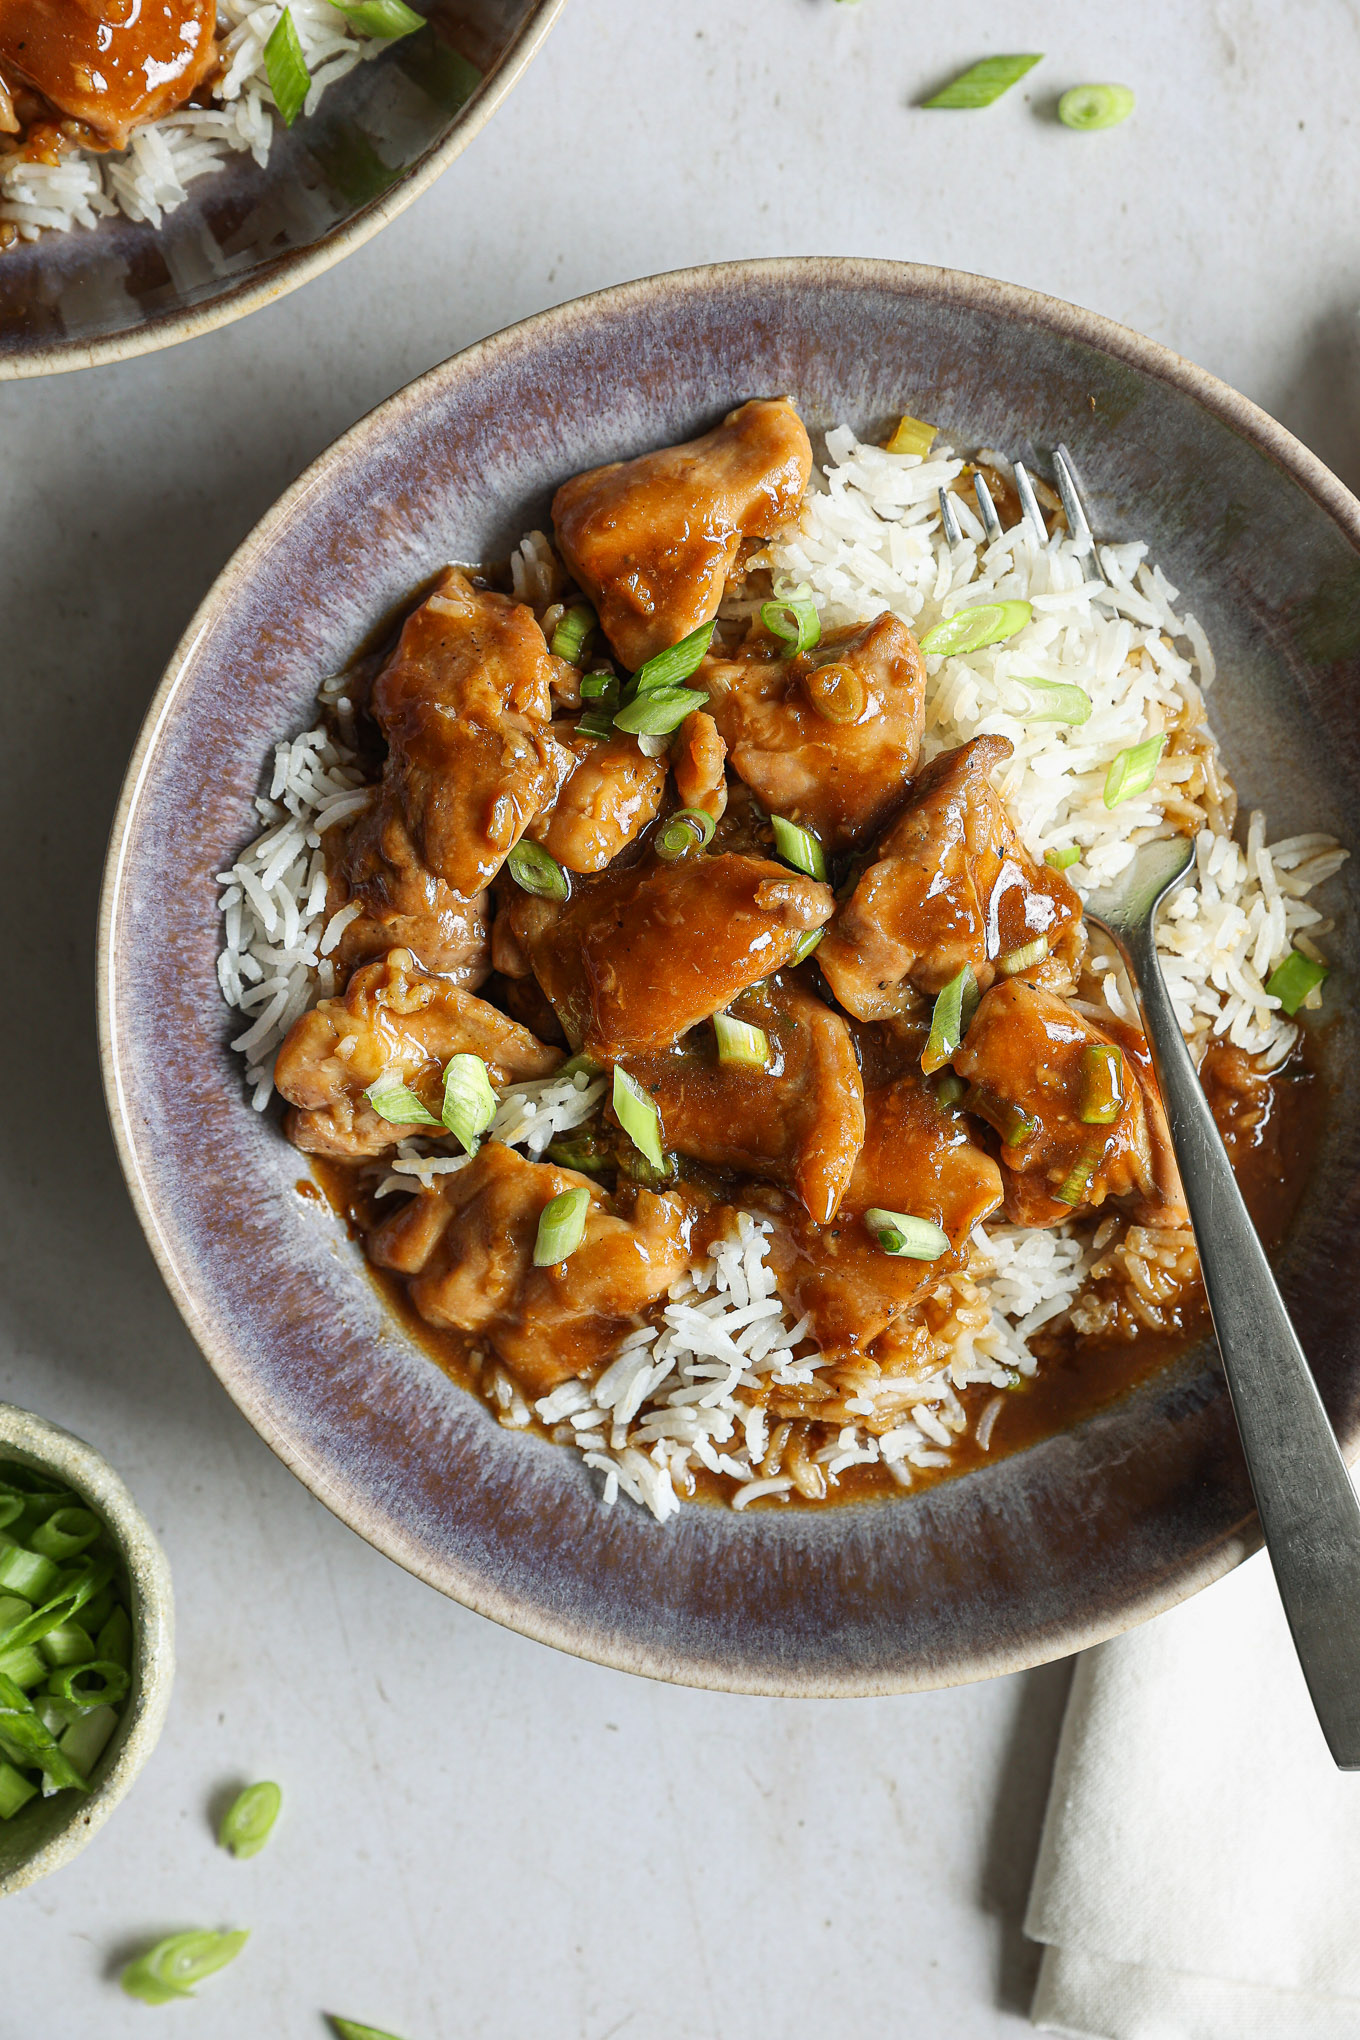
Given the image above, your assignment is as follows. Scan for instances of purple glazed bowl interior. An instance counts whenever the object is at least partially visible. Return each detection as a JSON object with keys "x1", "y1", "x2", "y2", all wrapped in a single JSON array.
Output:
[{"x1": 99, "y1": 259, "x2": 1360, "y2": 1695}]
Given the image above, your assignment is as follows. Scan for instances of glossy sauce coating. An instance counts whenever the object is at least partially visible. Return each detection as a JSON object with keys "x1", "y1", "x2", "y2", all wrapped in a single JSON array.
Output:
[{"x1": 0, "y1": 0, "x2": 217, "y2": 147}]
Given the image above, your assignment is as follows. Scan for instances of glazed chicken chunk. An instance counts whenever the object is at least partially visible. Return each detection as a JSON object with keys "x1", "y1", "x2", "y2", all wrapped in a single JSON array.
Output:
[
  {"x1": 275, "y1": 952, "x2": 561, "y2": 1159},
  {"x1": 336, "y1": 804, "x2": 491, "y2": 985},
  {"x1": 622, "y1": 975, "x2": 865, "y2": 1224},
  {"x1": 700, "y1": 612, "x2": 927, "y2": 849},
  {"x1": 818, "y1": 735, "x2": 1085, "y2": 1019},
  {"x1": 505, "y1": 851, "x2": 835, "y2": 1060},
  {"x1": 358, "y1": 568, "x2": 576, "y2": 902},
  {"x1": 552, "y1": 398, "x2": 813, "y2": 670},
  {"x1": 367, "y1": 1143, "x2": 703, "y2": 1398},
  {"x1": 0, "y1": 0, "x2": 217, "y2": 148},
  {"x1": 952, "y1": 980, "x2": 1186, "y2": 1228},
  {"x1": 525, "y1": 729, "x2": 668, "y2": 873}
]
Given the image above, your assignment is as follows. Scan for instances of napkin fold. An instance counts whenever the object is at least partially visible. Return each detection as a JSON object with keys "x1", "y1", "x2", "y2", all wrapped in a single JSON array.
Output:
[{"x1": 1025, "y1": 1547, "x2": 1360, "y2": 2038}]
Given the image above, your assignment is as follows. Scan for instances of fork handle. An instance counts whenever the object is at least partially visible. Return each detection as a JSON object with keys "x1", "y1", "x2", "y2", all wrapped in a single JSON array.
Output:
[{"x1": 1121, "y1": 913, "x2": 1360, "y2": 1766}]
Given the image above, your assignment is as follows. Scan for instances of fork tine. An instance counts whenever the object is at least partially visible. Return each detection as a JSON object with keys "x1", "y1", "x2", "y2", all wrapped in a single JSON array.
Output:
[
  {"x1": 938, "y1": 486, "x2": 964, "y2": 548},
  {"x1": 1012, "y1": 461, "x2": 1048, "y2": 548},
  {"x1": 1053, "y1": 443, "x2": 1108, "y2": 585},
  {"x1": 973, "y1": 473, "x2": 1003, "y2": 542}
]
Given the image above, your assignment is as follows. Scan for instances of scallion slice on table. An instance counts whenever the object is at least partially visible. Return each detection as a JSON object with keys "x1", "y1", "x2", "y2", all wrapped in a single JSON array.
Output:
[
  {"x1": 923, "y1": 54, "x2": 1042, "y2": 109},
  {"x1": 120, "y1": 1929, "x2": 250, "y2": 2005},
  {"x1": 760, "y1": 590, "x2": 821, "y2": 654},
  {"x1": 919, "y1": 599, "x2": 1032, "y2": 657},
  {"x1": 220, "y1": 1780, "x2": 283, "y2": 1858},
  {"x1": 506, "y1": 837, "x2": 570, "y2": 900},
  {"x1": 613, "y1": 686, "x2": 709, "y2": 737},
  {"x1": 654, "y1": 807, "x2": 716, "y2": 862},
  {"x1": 330, "y1": 2019, "x2": 409, "y2": 2040},
  {"x1": 612, "y1": 1067, "x2": 665, "y2": 1171},
  {"x1": 921, "y1": 964, "x2": 979, "y2": 1074},
  {"x1": 1266, "y1": 950, "x2": 1329, "y2": 1015},
  {"x1": 264, "y1": 7, "x2": 310, "y2": 126},
  {"x1": 1010, "y1": 677, "x2": 1092, "y2": 725},
  {"x1": 363, "y1": 1074, "x2": 440, "y2": 1128},
  {"x1": 1045, "y1": 845, "x2": 1080, "y2": 871},
  {"x1": 440, "y1": 1053, "x2": 496, "y2": 1154},
  {"x1": 326, "y1": 0, "x2": 423, "y2": 32},
  {"x1": 885, "y1": 414, "x2": 936, "y2": 458},
  {"x1": 1103, "y1": 732, "x2": 1166, "y2": 808},
  {"x1": 1058, "y1": 83, "x2": 1135, "y2": 131},
  {"x1": 770, "y1": 815, "x2": 828, "y2": 882},
  {"x1": 1079, "y1": 1042, "x2": 1125, "y2": 1125},
  {"x1": 631, "y1": 621, "x2": 716, "y2": 694},
  {"x1": 549, "y1": 603, "x2": 596, "y2": 665},
  {"x1": 533, "y1": 1186, "x2": 591, "y2": 1267},
  {"x1": 713, "y1": 1010, "x2": 770, "y2": 1069},
  {"x1": 864, "y1": 1209, "x2": 950, "y2": 1260}
]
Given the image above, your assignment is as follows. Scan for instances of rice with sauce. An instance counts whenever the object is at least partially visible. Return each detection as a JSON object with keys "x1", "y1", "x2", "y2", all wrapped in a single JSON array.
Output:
[{"x1": 216, "y1": 424, "x2": 1347, "y2": 1521}]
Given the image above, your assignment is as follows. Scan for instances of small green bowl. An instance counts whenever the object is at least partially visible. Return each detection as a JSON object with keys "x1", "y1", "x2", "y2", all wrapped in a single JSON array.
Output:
[{"x1": 0, "y1": 1404, "x2": 174, "y2": 1896}]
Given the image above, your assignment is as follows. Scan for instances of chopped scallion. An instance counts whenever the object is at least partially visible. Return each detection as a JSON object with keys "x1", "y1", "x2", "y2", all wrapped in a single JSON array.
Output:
[
  {"x1": 1010, "y1": 677, "x2": 1092, "y2": 725},
  {"x1": 803, "y1": 661, "x2": 866, "y2": 725},
  {"x1": 611, "y1": 1067, "x2": 664, "y2": 1172},
  {"x1": 713, "y1": 1011, "x2": 770, "y2": 1069},
  {"x1": 329, "y1": 2020, "x2": 409, "y2": 2040},
  {"x1": 121, "y1": 1929, "x2": 250, "y2": 2005},
  {"x1": 57, "y1": 1703, "x2": 117, "y2": 1781},
  {"x1": 921, "y1": 965, "x2": 979, "y2": 1073},
  {"x1": 1103, "y1": 733, "x2": 1166, "y2": 808},
  {"x1": 579, "y1": 670, "x2": 618, "y2": 702},
  {"x1": 96, "y1": 1603, "x2": 132, "y2": 1668},
  {"x1": 790, "y1": 926, "x2": 825, "y2": 965},
  {"x1": 549, "y1": 603, "x2": 596, "y2": 665},
  {"x1": 0, "y1": 1498, "x2": 21, "y2": 1533},
  {"x1": 47, "y1": 1659, "x2": 129, "y2": 1709},
  {"x1": 1266, "y1": 950, "x2": 1329, "y2": 1016},
  {"x1": 0, "y1": 1645, "x2": 47, "y2": 1690},
  {"x1": 655, "y1": 807, "x2": 716, "y2": 863},
  {"x1": 326, "y1": 0, "x2": 423, "y2": 33},
  {"x1": 613, "y1": 686, "x2": 709, "y2": 736},
  {"x1": 38, "y1": 1621, "x2": 95, "y2": 1669},
  {"x1": 919, "y1": 599, "x2": 1032, "y2": 657},
  {"x1": 220, "y1": 1780, "x2": 283, "y2": 1858},
  {"x1": 440, "y1": 1054, "x2": 496, "y2": 1155},
  {"x1": 770, "y1": 815, "x2": 828, "y2": 881},
  {"x1": 0, "y1": 1673, "x2": 87, "y2": 1791},
  {"x1": 0, "y1": 1758, "x2": 36, "y2": 1820},
  {"x1": 264, "y1": 6, "x2": 309, "y2": 126},
  {"x1": 885, "y1": 414, "x2": 937, "y2": 458},
  {"x1": 1045, "y1": 845, "x2": 1080, "y2": 871},
  {"x1": 363, "y1": 1073, "x2": 440, "y2": 1128},
  {"x1": 760, "y1": 592, "x2": 821, "y2": 654},
  {"x1": 506, "y1": 837, "x2": 570, "y2": 900},
  {"x1": 934, "y1": 1072, "x2": 968, "y2": 1109},
  {"x1": 997, "y1": 936, "x2": 1049, "y2": 977},
  {"x1": 1058, "y1": 83, "x2": 1135, "y2": 131},
  {"x1": 0, "y1": 1547, "x2": 58, "y2": 1601},
  {"x1": 29, "y1": 1507, "x2": 100, "y2": 1561},
  {"x1": 1055, "y1": 1141, "x2": 1108, "y2": 1206},
  {"x1": 1079, "y1": 1042, "x2": 1125, "y2": 1126},
  {"x1": 533, "y1": 1186, "x2": 591, "y2": 1267},
  {"x1": 631, "y1": 621, "x2": 716, "y2": 694},
  {"x1": 864, "y1": 1209, "x2": 951, "y2": 1260},
  {"x1": 923, "y1": 54, "x2": 1042, "y2": 109}
]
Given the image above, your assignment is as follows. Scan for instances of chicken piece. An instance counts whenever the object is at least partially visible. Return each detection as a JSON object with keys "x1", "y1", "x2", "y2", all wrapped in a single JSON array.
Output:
[
  {"x1": 335, "y1": 805, "x2": 490, "y2": 986},
  {"x1": 700, "y1": 613, "x2": 926, "y2": 849},
  {"x1": 672, "y1": 710, "x2": 729, "y2": 823},
  {"x1": 622, "y1": 976, "x2": 865, "y2": 1224},
  {"x1": 506, "y1": 851, "x2": 835, "y2": 1060},
  {"x1": 362, "y1": 568, "x2": 576, "y2": 900},
  {"x1": 760, "y1": 1074, "x2": 1002, "y2": 1358},
  {"x1": 952, "y1": 980, "x2": 1185, "y2": 1227},
  {"x1": 275, "y1": 952, "x2": 560, "y2": 1160},
  {"x1": 818, "y1": 735, "x2": 1085, "y2": 1019},
  {"x1": 525, "y1": 728, "x2": 667, "y2": 873},
  {"x1": 552, "y1": 398, "x2": 813, "y2": 670},
  {"x1": 0, "y1": 0, "x2": 217, "y2": 149},
  {"x1": 367, "y1": 1142, "x2": 703, "y2": 1397}
]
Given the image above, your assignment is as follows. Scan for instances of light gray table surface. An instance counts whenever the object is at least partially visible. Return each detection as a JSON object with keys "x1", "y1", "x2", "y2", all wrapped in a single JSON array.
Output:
[{"x1": 3, "y1": 1, "x2": 1357, "y2": 2033}]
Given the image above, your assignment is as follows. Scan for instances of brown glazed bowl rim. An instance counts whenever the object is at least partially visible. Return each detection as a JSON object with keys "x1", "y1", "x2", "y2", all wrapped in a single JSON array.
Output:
[
  {"x1": 98, "y1": 258, "x2": 1360, "y2": 1693},
  {"x1": 0, "y1": 0, "x2": 565, "y2": 383}
]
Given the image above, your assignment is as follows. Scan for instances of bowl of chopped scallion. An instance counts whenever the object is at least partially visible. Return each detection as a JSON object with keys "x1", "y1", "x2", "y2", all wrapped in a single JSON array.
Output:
[{"x1": 0, "y1": 1403, "x2": 173, "y2": 1895}]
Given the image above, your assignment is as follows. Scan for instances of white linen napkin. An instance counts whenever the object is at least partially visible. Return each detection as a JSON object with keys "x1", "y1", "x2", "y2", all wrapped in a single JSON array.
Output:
[{"x1": 1025, "y1": 1546, "x2": 1360, "y2": 2038}]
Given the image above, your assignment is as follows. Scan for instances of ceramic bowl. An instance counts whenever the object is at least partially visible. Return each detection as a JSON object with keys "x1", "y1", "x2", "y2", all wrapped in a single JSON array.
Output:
[
  {"x1": 98, "y1": 258, "x2": 1360, "y2": 1694},
  {"x1": 0, "y1": 0, "x2": 563, "y2": 379},
  {"x1": 0, "y1": 1403, "x2": 174, "y2": 1895}
]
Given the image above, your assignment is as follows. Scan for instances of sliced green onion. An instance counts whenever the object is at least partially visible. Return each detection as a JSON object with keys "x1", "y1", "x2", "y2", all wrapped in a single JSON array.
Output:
[
  {"x1": 506, "y1": 836, "x2": 570, "y2": 900},
  {"x1": 440, "y1": 1053, "x2": 496, "y2": 1155},
  {"x1": 220, "y1": 1780, "x2": 282, "y2": 1859},
  {"x1": 0, "y1": 1758, "x2": 36, "y2": 1820},
  {"x1": 1266, "y1": 950, "x2": 1329, "y2": 1016},
  {"x1": 38, "y1": 1622, "x2": 95, "y2": 1669},
  {"x1": 790, "y1": 927, "x2": 825, "y2": 965},
  {"x1": 934, "y1": 1072, "x2": 968, "y2": 1109},
  {"x1": 0, "y1": 1561, "x2": 113, "y2": 1654},
  {"x1": 966, "y1": 1086, "x2": 1038, "y2": 1147},
  {"x1": 886, "y1": 414, "x2": 936, "y2": 458},
  {"x1": 1059, "y1": 82, "x2": 1135, "y2": 131},
  {"x1": 579, "y1": 670, "x2": 619, "y2": 702},
  {"x1": 74, "y1": 1582, "x2": 115, "y2": 1635},
  {"x1": 921, "y1": 964, "x2": 980, "y2": 1074},
  {"x1": 0, "y1": 1596, "x2": 30, "y2": 1635},
  {"x1": 760, "y1": 593, "x2": 821, "y2": 654},
  {"x1": 533, "y1": 1186, "x2": 591, "y2": 1267},
  {"x1": 1079, "y1": 1043, "x2": 1125, "y2": 1126},
  {"x1": 1045, "y1": 845, "x2": 1080, "y2": 871},
  {"x1": 29, "y1": 1507, "x2": 100, "y2": 1561},
  {"x1": 1010, "y1": 677, "x2": 1092, "y2": 725},
  {"x1": 96, "y1": 1603, "x2": 132, "y2": 1668},
  {"x1": 575, "y1": 711, "x2": 614, "y2": 741},
  {"x1": 864, "y1": 1208, "x2": 951, "y2": 1260},
  {"x1": 555, "y1": 1053, "x2": 604, "y2": 1082},
  {"x1": 1055, "y1": 1140, "x2": 1108, "y2": 1206},
  {"x1": 58, "y1": 1703, "x2": 117, "y2": 1780},
  {"x1": 0, "y1": 1497, "x2": 22, "y2": 1533},
  {"x1": 330, "y1": 2020, "x2": 409, "y2": 2040},
  {"x1": 612, "y1": 1067, "x2": 664, "y2": 1172},
  {"x1": 919, "y1": 599, "x2": 1032, "y2": 657},
  {"x1": 121, "y1": 1930, "x2": 250, "y2": 2005},
  {"x1": 48, "y1": 1660, "x2": 129, "y2": 1709},
  {"x1": 0, "y1": 1645, "x2": 47, "y2": 1690},
  {"x1": 613, "y1": 686, "x2": 709, "y2": 736},
  {"x1": 923, "y1": 54, "x2": 1042, "y2": 109},
  {"x1": 326, "y1": 0, "x2": 423, "y2": 32},
  {"x1": 264, "y1": 7, "x2": 309, "y2": 126},
  {"x1": 997, "y1": 936, "x2": 1048, "y2": 977},
  {"x1": 363, "y1": 1074, "x2": 440, "y2": 1128},
  {"x1": 632, "y1": 621, "x2": 716, "y2": 693},
  {"x1": 549, "y1": 603, "x2": 596, "y2": 665},
  {"x1": 655, "y1": 807, "x2": 716, "y2": 862},
  {"x1": 542, "y1": 1136, "x2": 611, "y2": 1177},
  {"x1": 713, "y1": 1011, "x2": 770, "y2": 1069},
  {"x1": 1103, "y1": 733, "x2": 1166, "y2": 808},
  {"x1": 804, "y1": 661, "x2": 866, "y2": 725},
  {"x1": 770, "y1": 815, "x2": 828, "y2": 882},
  {"x1": 0, "y1": 1547, "x2": 59, "y2": 1601},
  {"x1": 0, "y1": 1673, "x2": 87, "y2": 1791}
]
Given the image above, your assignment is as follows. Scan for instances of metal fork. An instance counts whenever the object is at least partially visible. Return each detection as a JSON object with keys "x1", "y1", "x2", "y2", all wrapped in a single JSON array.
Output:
[{"x1": 936, "y1": 442, "x2": 1106, "y2": 584}]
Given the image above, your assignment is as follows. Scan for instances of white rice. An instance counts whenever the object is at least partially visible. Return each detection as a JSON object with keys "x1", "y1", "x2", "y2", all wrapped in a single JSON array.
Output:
[
  {"x1": 0, "y1": 0, "x2": 384, "y2": 241},
  {"x1": 215, "y1": 425, "x2": 1348, "y2": 1521}
]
